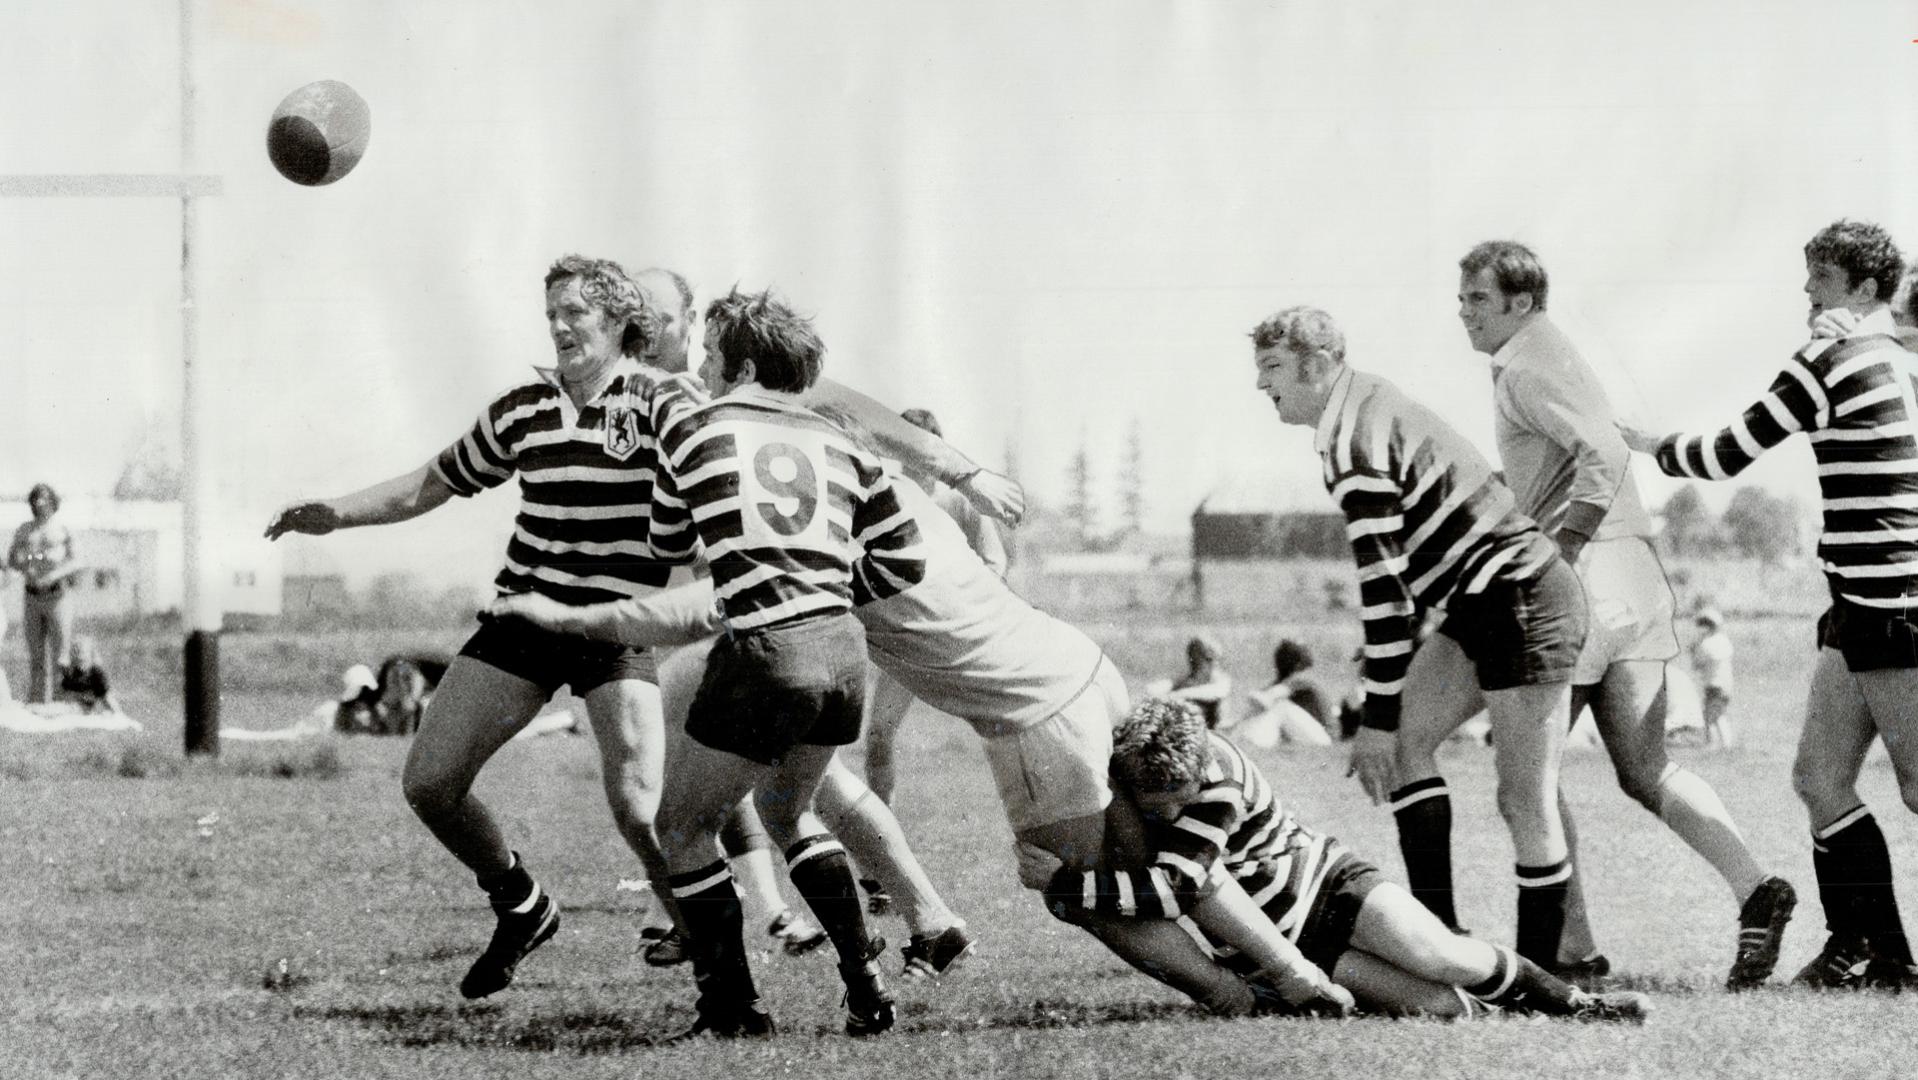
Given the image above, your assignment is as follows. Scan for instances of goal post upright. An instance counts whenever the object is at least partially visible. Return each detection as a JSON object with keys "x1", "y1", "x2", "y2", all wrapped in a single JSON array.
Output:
[{"x1": 0, "y1": 0, "x2": 224, "y2": 756}]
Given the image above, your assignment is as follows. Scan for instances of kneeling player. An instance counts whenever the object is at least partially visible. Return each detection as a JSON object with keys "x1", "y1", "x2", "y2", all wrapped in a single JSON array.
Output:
[{"x1": 1032, "y1": 698, "x2": 1653, "y2": 1022}]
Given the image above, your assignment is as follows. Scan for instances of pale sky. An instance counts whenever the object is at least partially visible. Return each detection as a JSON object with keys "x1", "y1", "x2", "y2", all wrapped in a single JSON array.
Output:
[{"x1": 3, "y1": 0, "x2": 1916, "y2": 586}]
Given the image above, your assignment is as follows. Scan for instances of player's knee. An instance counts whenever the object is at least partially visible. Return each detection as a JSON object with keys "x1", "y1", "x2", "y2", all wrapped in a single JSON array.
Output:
[
  {"x1": 400, "y1": 760, "x2": 463, "y2": 820},
  {"x1": 1493, "y1": 780, "x2": 1548, "y2": 829},
  {"x1": 1615, "y1": 762, "x2": 1664, "y2": 812}
]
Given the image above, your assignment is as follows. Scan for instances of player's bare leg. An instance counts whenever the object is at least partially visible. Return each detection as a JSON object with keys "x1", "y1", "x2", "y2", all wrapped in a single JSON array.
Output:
[
  {"x1": 1336, "y1": 885, "x2": 1648, "y2": 1021},
  {"x1": 399, "y1": 656, "x2": 562, "y2": 998},
  {"x1": 816, "y1": 757, "x2": 967, "y2": 947},
  {"x1": 1589, "y1": 659, "x2": 1790, "y2": 987},
  {"x1": 750, "y1": 743, "x2": 895, "y2": 1032},
  {"x1": 1485, "y1": 680, "x2": 1572, "y2": 967},
  {"x1": 582, "y1": 678, "x2": 680, "y2": 931},
  {"x1": 401, "y1": 657, "x2": 552, "y2": 874},
  {"x1": 862, "y1": 667, "x2": 917, "y2": 806},
  {"x1": 1389, "y1": 635, "x2": 1484, "y2": 931},
  {"x1": 1810, "y1": 664, "x2": 1918, "y2": 983}
]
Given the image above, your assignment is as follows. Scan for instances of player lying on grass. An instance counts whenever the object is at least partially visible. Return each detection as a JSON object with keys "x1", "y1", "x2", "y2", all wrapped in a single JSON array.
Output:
[
  {"x1": 493, "y1": 409, "x2": 1372, "y2": 1019},
  {"x1": 1024, "y1": 697, "x2": 1653, "y2": 1021}
]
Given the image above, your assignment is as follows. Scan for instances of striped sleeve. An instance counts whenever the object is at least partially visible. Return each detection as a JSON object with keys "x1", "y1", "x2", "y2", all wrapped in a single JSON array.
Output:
[
  {"x1": 1044, "y1": 774, "x2": 1245, "y2": 919},
  {"x1": 1654, "y1": 352, "x2": 1825, "y2": 481},
  {"x1": 644, "y1": 377, "x2": 709, "y2": 560},
  {"x1": 432, "y1": 387, "x2": 536, "y2": 496},
  {"x1": 1333, "y1": 468, "x2": 1419, "y2": 732},
  {"x1": 850, "y1": 466, "x2": 927, "y2": 602}
]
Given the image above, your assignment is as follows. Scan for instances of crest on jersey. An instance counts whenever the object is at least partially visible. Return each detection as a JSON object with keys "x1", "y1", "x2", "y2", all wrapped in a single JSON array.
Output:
[{"x1": 604, "y1": 407, "x2": 642, "y2": 461}]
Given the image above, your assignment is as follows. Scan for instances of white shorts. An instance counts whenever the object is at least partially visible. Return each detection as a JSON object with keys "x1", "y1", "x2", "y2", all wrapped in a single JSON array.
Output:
[
  {"x1": 1573, "y1": 536, "x2": 1680, "y2": 685},
  {"x1": 982, "y1": 656, "x2": 1128, "y2": 833}
]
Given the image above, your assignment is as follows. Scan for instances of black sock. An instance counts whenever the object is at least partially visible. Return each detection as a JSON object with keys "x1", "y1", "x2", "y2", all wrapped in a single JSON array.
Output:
[
  {"x1": 1515, "y1": 858, "x2": 1572, "y2": 967},
  {"x1": 1391, "y1": 779, "x2": 1458, "y2": 929},
  {"x1": 785, "y1": 834, "x2": 875, "y2": 968},
  {"x1": 668, "y1": 859, "x2": 758, "y2": 1015},
  {"x1": 1467, "y1": 944, "x2": 1580, "y2": 1014},
  {"x1": 476, "y1": 851, "x2": 538, "y2": 913},
  {"x1": 1817, "y1": 807, "x2": 1913, "y2": 965}
]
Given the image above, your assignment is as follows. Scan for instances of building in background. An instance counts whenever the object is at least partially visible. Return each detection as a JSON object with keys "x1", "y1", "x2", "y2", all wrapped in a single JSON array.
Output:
[{"x1": 0, "y1": 496, "x2": 281, "y2": 624}]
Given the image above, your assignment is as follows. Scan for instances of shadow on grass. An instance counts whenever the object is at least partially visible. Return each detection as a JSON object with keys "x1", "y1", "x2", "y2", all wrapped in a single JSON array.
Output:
[
  {"x1": 298, "y1": 993, "x2": 1204, "y2": 1054},
  {"x1": 298, "y1": 1001, "x2": 677, "y2": 1053}
]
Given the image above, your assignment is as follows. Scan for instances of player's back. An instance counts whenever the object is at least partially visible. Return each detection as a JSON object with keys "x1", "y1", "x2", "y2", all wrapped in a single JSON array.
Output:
[
  {"x1": 652, "y1": 383, "x2": 918, "y2": 632},
  {"x1": 855, "y1": 479, "x2": 1104, "y2": 733}
]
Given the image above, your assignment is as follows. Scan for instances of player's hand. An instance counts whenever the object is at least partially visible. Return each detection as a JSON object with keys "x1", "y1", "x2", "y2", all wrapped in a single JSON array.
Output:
[
  {"x1": 956, "y1": 470, "x2": 1026, "y2": 527},
  {"x1": 1615, "y1": 421, "x2": 1662, "y2": 455},
  {"x1": 264, "y1": 501, "x2": 341, "y2": 540},
  {"x1": 487, "y1": 591, "x2": 570, "y2": 631},
  {"x1": 1290, "y1": 981, "x2": 1357, "y2": 1018},
  {"x1": 1810, "y1": 308, "x2": 1859, "y2": 339},
  {"x1": 1346, "y1": 727, "x2": 1398, "y2": 804},
  {"x1": 1015, "y1": 839, "x2": 1065, "y2": 890}
]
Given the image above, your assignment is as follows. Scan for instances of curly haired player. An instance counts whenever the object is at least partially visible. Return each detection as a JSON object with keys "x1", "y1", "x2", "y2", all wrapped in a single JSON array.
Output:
[{"x1": 1033, "y1": 699, "x2": 1652, "y2": 1021}]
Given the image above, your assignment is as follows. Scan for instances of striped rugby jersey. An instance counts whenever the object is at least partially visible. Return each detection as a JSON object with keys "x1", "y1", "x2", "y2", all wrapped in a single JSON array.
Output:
[
  {"x1": 647, "y1": 379, "x2": 926, "y2": 632},
  {"x1": 432, "y1": 358, "x2": 681, "y2": 605},
  {"x1": 1650, "y1": 311, "x2": 1918, "y2": 609},
  {"x1": 1316, "y1": 367, "x2": 1557, "y2": 731},
  {"x1": 1045, "y1": 732, "x2": 1347, "y2": 949}
]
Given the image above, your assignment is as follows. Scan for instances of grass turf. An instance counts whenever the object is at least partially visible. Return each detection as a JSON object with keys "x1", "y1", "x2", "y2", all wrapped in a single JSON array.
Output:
[{"x1": 2, "y1": 612, "x2": 1914, "y2": 1079}]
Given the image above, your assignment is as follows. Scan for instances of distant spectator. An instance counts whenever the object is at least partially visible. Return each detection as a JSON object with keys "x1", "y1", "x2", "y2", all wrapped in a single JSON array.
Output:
[
  {"x1": 333, "y1": 654, "x2": 450, "y2": 735},
  {"x1": 57, "y1": 634, "x2": 119, "y2": 714},
  {"x1": 1691, "y1": 607, "x2": 1735, "y2": 747},
  {"x1": 1242, "y1": 638, "x2": 1336, "y2": 746},
  {"x1": 1170, "y1": 634, "x2": 1233, "y2": 729},
  {"x1": 8, "y1": 483, "x2": 82, "y2": 703},
  {"x1": 333, "y1": 664, "x2": 381, "y2": 734},
  {"x1": 373, "y1": 652, "x2": 451, "y2": 735}
]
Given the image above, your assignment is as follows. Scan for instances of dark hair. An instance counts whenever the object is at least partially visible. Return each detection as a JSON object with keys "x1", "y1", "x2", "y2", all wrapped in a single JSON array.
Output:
[
  {"x1": 1272, "y1": 639, "x2": 1314, "y2": 680},
  {"x1": 1459, "y1": 240, "x2": 1550, "y2": 312},
  {"x1": 1804, "y1": 220, "x2": 1904, "y2": 302},
  {"x1": 543, "y1": 254, "x2": 653, "y2": 358},
  {"x1": 27, "y1": 482, "x2": 59, "y2": 514},
  {"x1": 703, "y1": 287, "x2": 825, "y2": 392},
  {"x1": 1247, "y1": 306, "x2": 1346, "y2": 361},
  {"x1": 1901, "y1": 265, "x2": 1918, "y2": 326},
  {"x1": 900, "y1": 408, "x2": 943, "y2": 437}
]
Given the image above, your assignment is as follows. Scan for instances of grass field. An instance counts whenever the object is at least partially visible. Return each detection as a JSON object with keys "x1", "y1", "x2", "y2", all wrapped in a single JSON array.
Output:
[{"x1": 4, "y1": 610, "x2": 1917, "y2": 1079}]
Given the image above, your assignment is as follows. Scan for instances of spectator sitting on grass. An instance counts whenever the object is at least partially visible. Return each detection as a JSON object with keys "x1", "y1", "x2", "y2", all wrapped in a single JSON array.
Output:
[
  {"x1": 1242, "y1": 639, "x2": 1336, "y2": 747},
  {"x1": 1169, "y1": 635, "x2": 1233, "y2": 730},
  {"x1": 57, "y1": 634, "x2": 119, "y2": 715}
]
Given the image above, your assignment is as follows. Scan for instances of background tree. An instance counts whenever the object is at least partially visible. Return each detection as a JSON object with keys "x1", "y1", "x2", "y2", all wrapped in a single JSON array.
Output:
[
  {"x1": 1064, "y1": 429, "x2": 1102, "y2": 549},
  {"x1": 1658, "y1": 485, "x2": 1716, "y2": 557},
  {"x1": 1117, "y1": 416, "x2": 1145, "y2": 540},
  {"x1": 1720, "y1": 487, "x2": 1802, "y2": 562}
]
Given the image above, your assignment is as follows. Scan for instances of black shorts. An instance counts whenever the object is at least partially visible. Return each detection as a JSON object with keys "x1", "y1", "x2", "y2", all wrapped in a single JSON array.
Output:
[
  {"x1": 686, "y1": 612, "x2": 868, "y2": 766},
  {"x1": 1818, "y1": 596, "x2": 1918, "y2": 671},
  {"x1": 459, "y1": 614, "x2": 658, "y2": 695},
  {"x1": 1438, "y1": 555, "x2": 1587, "y2": 691},
  {"x1": 1296, "y1": 851, "x2": 1385, "y2": 973}
]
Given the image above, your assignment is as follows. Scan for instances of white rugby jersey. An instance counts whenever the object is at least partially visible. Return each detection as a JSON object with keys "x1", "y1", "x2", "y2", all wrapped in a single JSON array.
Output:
[{"x1": 855, "y1": 479, "x2": 1106, "y2": 734}]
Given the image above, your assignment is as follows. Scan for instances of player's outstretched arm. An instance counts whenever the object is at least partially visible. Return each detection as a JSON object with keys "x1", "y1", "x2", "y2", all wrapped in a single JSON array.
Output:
[
  {"x1": 264, "y1": 461, "x2": 456, "y2": 539},
  {"x1": 1189, "y1": 874, "x2": 1354, "y2": 1016},
  {"x1": 486, "y1": 579, "x2": 721, "y2": 647},
  {"x1": 806, "y1": 378, "x2": 1026, "y2": 525}
]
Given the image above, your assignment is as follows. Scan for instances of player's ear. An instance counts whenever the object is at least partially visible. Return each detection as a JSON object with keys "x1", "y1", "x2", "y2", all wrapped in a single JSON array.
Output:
[
  {"x1": 736, "y1": 357, "x2": 758, "y2": 385},
  {"x1": 1510, "y1": 291, "x2": 1536, "y2": 316}
]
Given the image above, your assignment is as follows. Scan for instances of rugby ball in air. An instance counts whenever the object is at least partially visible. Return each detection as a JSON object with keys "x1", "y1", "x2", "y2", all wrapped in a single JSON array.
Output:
[{"x1": 267, "y1": 80, "x2": 371, "y2": 186}]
